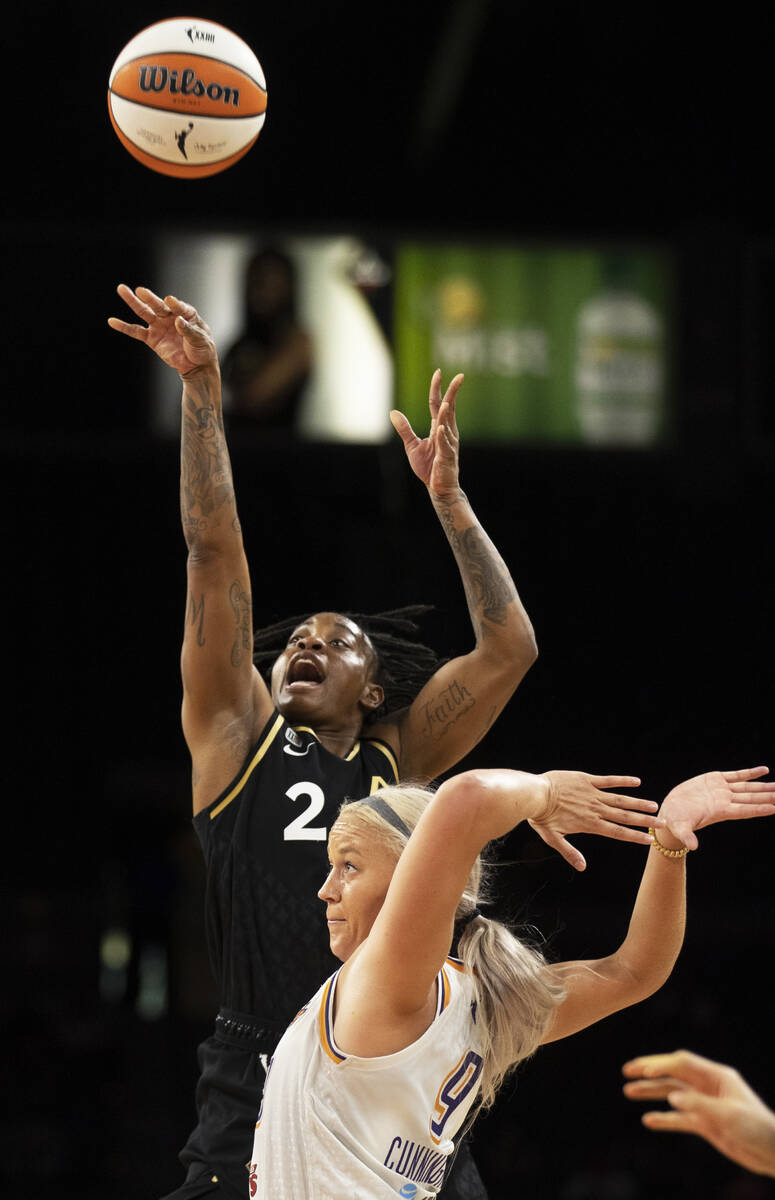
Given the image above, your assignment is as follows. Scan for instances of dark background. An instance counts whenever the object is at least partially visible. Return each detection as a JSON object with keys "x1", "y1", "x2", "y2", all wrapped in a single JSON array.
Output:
[{"x1": 3, "y1": 3, "x2": 774, "y2": 1198}]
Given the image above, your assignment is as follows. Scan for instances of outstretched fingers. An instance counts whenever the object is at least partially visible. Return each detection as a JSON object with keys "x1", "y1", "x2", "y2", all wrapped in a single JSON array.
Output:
[
  {"x1": 727, "y1": 769, "x2": 775, "y2": 817},
  {"x1": 428, "y1": 368, "x2": 443, "y2": 420},
  {"x1": 595, "y1": 822, "x2": 655, "y2": 846},
  {"x1": 640, "y1": 1106, "x2": 704, "y2": 1134},
  {"x1": 586, "y1": 774, "x2": 642, "y2": 790},
  {"x1": 623, "y1": 1050, "x2": 722, "y2": 1090},
  {"x1": 594, "y1": 782, "x2": 663, "y2": 829},
  {"x1": 163, "y1": 292, "x2": 203, "y2": 326},
  {"x1": 534, "y1": 827, "x2": 587, "y2": 872},
  {"x1": 440, "y1": 373, "x2": 463, "y2": 435},
  {"x1": 434, "y1": 400, "x2": 459, "y2": 460},
  {"x1": 598, "y1": 803, "x2": 661, "y2": 828},
  {"x1": 622, "y1": 1074, "x2": 688, "y2": 1101},
  {"x1": 108, "y1": 284, "x2": 174, "y2": 336},
  {"x1": 729, "y1": 778, "x2": 775, "y2": 809},
  {"x1": 389, "y1": 409, "x2": 419, "y2": 450},
  {"x1": 722, "y1": 766, "x2": 770, "y2": 782},
  {"x1": 115, "y1": 282, "x2": 156, "y2": 319},
  {"x1": 728, "y1": 801, "x2": 775, "y2": 818},
  {"x1": 428, "y1": 369, "x2": 464, "y2": 425},
  {"x1": 134, "y1": 285, "x2": 172, "y2": 316},
  {"x1": 108, "y1": 285, "x2": 150, "y2": 337},
  {"x1": 601, "y1": 793, "x2": 658, "y2": 816},
  {"x1": 107, "y1": 314, "x2": 146, "y2": 340}
]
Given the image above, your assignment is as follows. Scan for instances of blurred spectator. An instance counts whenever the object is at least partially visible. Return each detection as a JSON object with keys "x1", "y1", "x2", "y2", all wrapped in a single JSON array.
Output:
[{"x1": 221, "y1": 246, "x2": 313, "y2": 434}]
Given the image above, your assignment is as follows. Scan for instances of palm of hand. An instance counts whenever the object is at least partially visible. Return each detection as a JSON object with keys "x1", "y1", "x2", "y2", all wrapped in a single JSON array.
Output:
[
  {"x1": 710, "y1": 1088, "x2": 775, "y2": 1175},
  {"x1": 145, "y1": 315, "x2": 207, "y2": 375},
  {"x1": 404, "y1": 434, "x2": 436, "y2": 487},
  {"x1": 660, "y1": 771, "x2": 735, "y2": 833}
]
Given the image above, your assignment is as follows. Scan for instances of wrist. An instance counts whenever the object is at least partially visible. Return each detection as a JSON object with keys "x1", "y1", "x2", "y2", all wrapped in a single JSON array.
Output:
[
  {"x1": 649, "y1": 823, "x2": 688, "y2": 856},
  {"x1": 180, "y1": 360, "x2": 221, "y2": 387},
  {"x1": 430, "y1": 484, "x2": 467, "y2": 508},
  {"x1": 530, "y1": 775, "x2": 552, "y2": 825},
  {"x1": 657, "y1": 827, "x2": 685, "y2": 851}
]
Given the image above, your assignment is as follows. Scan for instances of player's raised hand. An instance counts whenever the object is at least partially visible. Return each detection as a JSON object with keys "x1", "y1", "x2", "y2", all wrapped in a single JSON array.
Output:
[
  {"x1": 528, "y1": 771, "x2": 660, "y2": 872},
  {"x1": 623, "y1": 1049, "x2": 775, "y2": 1177},
  {"x1": 390, "y1": 369, "x2": 463, "y2": 498},
  {"x1": 657, "y1": 767, "x2": 775, "y2": 851},
  {"x1": 108, "y1": 285, "x2": 218, "y2": 377}
]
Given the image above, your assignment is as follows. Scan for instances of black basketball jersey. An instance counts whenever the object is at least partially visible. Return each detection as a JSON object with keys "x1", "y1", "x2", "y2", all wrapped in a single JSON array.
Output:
[{"x1": 193, "y1": 710, "x2": 398, "y2": 1027}]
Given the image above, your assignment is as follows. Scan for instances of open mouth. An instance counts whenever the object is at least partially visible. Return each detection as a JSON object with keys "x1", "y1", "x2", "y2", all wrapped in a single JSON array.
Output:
[{"x1": 287, "y1": 655, "x2": 325, "y2": 686}]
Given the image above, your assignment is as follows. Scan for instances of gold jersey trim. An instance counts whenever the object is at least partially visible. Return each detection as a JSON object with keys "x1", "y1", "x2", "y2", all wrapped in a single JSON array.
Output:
[
  {"x1": 209, "y1": 713, "x2": 285, "y2": 819},
  {"x1": 366, "y1": 738, "x2": 399, "y2": 779}
]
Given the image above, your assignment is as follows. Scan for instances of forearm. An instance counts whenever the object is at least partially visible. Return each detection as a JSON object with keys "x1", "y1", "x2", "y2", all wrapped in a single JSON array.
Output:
[
  {"x1": 614, "y1": 838, "x2": 687, "y2": 996},
  {"x1": 434, "y1": 768, "x2": 551, "y2": 847},
  {"x1": 431, "y1": 486, "x2": 536, "y2": 661},
  {"x1": 179, "y1": 366, "x2": 242, "y2": 558}
]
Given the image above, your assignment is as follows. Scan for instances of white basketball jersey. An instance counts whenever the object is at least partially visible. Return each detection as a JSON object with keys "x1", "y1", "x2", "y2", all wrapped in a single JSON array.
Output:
[{"x1": 249, "y1": 956, "x2": 484, "y2": 1199}]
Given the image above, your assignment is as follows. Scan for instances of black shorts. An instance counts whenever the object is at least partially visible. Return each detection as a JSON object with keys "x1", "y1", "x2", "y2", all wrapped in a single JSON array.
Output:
[
  {"x1": 159, "y1": 1161, "x2": 248, "y2": 1200},
  {"x1": 441, "y1": 1135, "x2": 489, "y2": 1200}
]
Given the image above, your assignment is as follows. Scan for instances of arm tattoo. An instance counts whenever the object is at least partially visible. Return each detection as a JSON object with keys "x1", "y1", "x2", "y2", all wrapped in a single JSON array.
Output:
[
  {"x1": 437, "y1": 498, "x2": 516, "y2": 633},
  {"x1": 189, "y1": 591, "x2": 206, "y2": 647},
  {"x1": 229, "y1": 580, "x2": 252, "y2": 667},
  {"x1": 180, "y1": 384, "x2": 236, "y2": 542},
  {"x1": 456, "y1": 526, "x2": 515, "y2": 627},
  {"x1": 422, "y1": 678, "x2": 477, "y2": 740}
]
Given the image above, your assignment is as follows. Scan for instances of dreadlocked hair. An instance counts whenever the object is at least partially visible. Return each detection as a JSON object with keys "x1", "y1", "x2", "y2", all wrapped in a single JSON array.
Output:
[{"x1": 252, "y1": 605, "x2": 446, "y2": 724}]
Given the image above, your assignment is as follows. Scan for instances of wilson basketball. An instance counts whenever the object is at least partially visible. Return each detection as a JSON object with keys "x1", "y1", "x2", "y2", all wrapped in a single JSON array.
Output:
[{"x1": 108, "y1": 17, "x2": 267, "y2": 178}]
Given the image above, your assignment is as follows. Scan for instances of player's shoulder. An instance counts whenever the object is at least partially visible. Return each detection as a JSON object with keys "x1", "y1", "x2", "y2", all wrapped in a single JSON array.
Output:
[
  {"x1": 364, "y1": 714, "x2": 402, "y2": 755},
  {"x1": 359, "y1": 720, "x2": 400, "y2": 782}
]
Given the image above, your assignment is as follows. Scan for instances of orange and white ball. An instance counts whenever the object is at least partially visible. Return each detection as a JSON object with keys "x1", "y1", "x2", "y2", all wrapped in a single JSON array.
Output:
[{"x1": 108, "y1": 17, "x2": 267, "y2": 178}]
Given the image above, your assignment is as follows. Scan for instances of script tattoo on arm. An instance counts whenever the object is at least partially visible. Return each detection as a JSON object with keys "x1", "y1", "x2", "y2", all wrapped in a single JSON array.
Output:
[
  {"x1": 435, "y1": 495, "x2": 517, "y2": 639},
  {"x1": 423, "y1": 678, "x2": 477, "y2": 740},
  {"x1": 189, "y1": 591, "x2": 206, "y2": 647},
  {"x1": 229, "y1": 580, "x2": 252, "y2": 667}
]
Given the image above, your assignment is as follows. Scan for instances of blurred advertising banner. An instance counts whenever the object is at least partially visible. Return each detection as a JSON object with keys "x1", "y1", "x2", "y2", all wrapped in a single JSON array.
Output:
[{"x1": 394, "y1": 244, "x2": 672, "y2": 446}]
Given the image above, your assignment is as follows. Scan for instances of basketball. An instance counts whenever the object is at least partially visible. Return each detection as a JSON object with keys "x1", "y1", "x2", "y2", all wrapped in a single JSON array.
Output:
[{"x1": 108, "y1": 17, "x2": 267, "y2": 179}]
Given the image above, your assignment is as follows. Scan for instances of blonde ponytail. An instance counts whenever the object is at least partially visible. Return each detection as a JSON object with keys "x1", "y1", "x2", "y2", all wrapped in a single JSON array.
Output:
[
  {"x1": 457, "y1": 912, "x2": 565, "y2": 1110},
  {"x1": 340, "y1": 785, "x2": 566, "y2": 1113}
]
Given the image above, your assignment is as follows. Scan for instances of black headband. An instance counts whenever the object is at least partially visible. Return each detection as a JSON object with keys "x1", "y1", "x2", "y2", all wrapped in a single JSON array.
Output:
[{"x1": 360, "y1": 796, "x2": 411, "y2": 839}]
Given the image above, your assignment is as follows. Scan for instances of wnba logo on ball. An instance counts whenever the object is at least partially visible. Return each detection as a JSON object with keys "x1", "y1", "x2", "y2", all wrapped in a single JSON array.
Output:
[
  {"x1": 138, "y1": 65, "x2": 241, "y2": 107},
  {"x1": 185, "y1": 24, "x2": 216, "y2": 45}
]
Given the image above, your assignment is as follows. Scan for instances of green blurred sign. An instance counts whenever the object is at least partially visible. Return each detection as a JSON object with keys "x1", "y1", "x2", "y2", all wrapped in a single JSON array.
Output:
[{"x1": 394, "y1": 244, "x2": 672, "y2": 445}]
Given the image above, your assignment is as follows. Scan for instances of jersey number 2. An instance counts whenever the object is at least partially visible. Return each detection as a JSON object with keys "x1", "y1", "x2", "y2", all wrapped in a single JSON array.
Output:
[{"x1": 283, "y1": 782, "x2": 327, "y2": 841}]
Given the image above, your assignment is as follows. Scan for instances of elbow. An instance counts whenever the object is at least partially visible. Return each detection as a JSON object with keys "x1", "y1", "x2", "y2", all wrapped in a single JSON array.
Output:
[
  {"x1": 502, "y1": 621, "x2": 539, "y2": 675},
  {"x1": 623, "y1": 956, "x2": 680, "y2": 1008},
  {"x1": 495, "y1": 630, "x2": 539, "y2": 691},
  {"x1": 520, "y1": 614, "x2": 539, "y2": 667},
  {"x1": 478, "y1": 623, "x2": 538, "y2": 678},
  {"x1": 435, "y1": 770, "x2": 490, "y2": 816},
  {"x1": 435, "y1": 768, "x2": 526, "y2": 844},
  {"x1": 523, "y1": 630, "x2": 539, "y2": 670},
  {"x1": 633, "y1": 972, "x2": 672, "y2": 1007}
]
